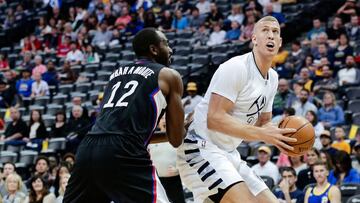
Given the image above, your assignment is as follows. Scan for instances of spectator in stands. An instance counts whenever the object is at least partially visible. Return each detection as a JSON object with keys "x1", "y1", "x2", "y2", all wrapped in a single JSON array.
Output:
[
  {"x1": 337, "y1": 55, "x2": 360, "y2": 87},
  {"x1": 0, "y1": 163, "x2": 27, "y2": 197},
  {"x1": 56, "y1": 173, "x2": 70, "y2": 203},
  {"x1": 50, "y1": 111, "x2": 67, "y2": 138},
  {"x1": 1, "y1": 107, "x2": 28, "y2": 145},
  {"x1": 4, "y1": 8, "x2": 15, "y2": 29},
  {"x1": 196, "y1": 0, "x2": 211, "y2": 15},
  {"x1": 188, "y1": 7, "x2": 206, "y2": 31},
  {"x1": 289, "y1": 156, "x2": 307, "y2": 175},
  {"x1": 115, "y1": 7, "x2": 131, "y2": 30},
  {"x1": 18, "y1": 51, "x2": 34, "y2": 71},
  {"x1": 292, "y1": 89, "x2": 318, "y2": 117},
  {"x1": 264, "y1": 3, "x2": 285, "y2": 28},
  {"x1": 306, "y1": 110, "x2": 324, "y2": 150},
  {"x1": 332, "y1": 126, "x2": 351, "y2": 154},
  {"x1": 345, "y1": 14, "x2": 360, "y2": 45},
  {"x1": 275, "y1": 167, "x2": 304, "y2": 203},
  {"x1": 205, "y1": 3, "x2": 224, "y2": 28},
  {"x1": 53, "y1": 162, "x2": 72, "y2": 198},
  {"x1": 59, "y1": 61, "x2": 77, "y2": 84},
  {"x1": 149, "y1": 116, "x2": 186, "y2": 203},
  {"x1": 326, "y1": 15, "x2": 347, "y2": 42},
  {"x1": 22, "y1": 35, "x2": 42, "y2": 54},
  {"x1": 2, "y1": 173, "x2": 26, "y2": 203},
  {"x1": 284, "y1": 41, "x2": 306, "y2": 74},
  {"x1": 227, "y1": 4, "x2": 244, "y2": 25},
  {"x1": 143, "y1": 11, "x2": 158, "y2": 28},
  {"x1": 66, "y1": 105, "x2": 91, "y2": 152},
  {"x1": 91, "y1": 20, "x2": 113, "y2": 47},
  {"x1": 25, "y1": 110, "x2": 48, "y2": 151},
  {"x1": 317, "y1": 92, "x2": 345, "y2": 128},
  {"x1": 124, "y1": 12, "x2": 144, "y2": 36},
  {"x1": 313, "y1": 65, "x2": 338, "y2": 94},
  {"x1": 84, "y1": 14, "x2": 99, "y2": 31},
  {"x1": 32, "y1": 55, "x2": 47, "y2": 76},
  {"x1": 191, "y1": 24, "x2": 209, "y2": 47},
  {"x1": 329, "y1": 150, "x2": 360, "y2": 185},
  {"x1": 62, "y1": 153, "x2": 75, "y2": 166},
  {"x1": 238, "y1": 14, "x2": 255, "y2": 43},
  {"x1": 182, "y1": 82, "x2": 203, "y2": 115},
  {"x1": 30, "y1": 72, "x2": 49, "y2": 99},
  {"x1": 297, "y1": 67, "x2": 314, "y2": 90},
  {"x1": 242, "y1": 0, "x2": 263, "y2": 19},
  {"x1": 352, "y1": 144, "x2": 360, "y2": 173},
  {"x1": 70, "y1": 96, "x2": 89, "y2": 120},
  {"x1": 252, "y1": 145, "x2": 280, "y2": 183},
  {"x1": 42, "y1": 61, "x2": 59, "y2": 95},
  {"x1": 336, "y1": 0, "x2": 359, "y2": 23},
  {"x1": 83, "y1": 44, "x2": 100, "y2": 64},
  {"x1": 305, "y1": 17, "x2": 326, "y2": 42},
  {"x1": 272, "y1": 47, "x2": 289, "y2": 68},
  {"x1": 320, "y1": 130, "x2": 338, "y2": 157},
  {"x1": 333, "y1": 33, "x2": 354, "y2": 68},
  {"x1": 225, "y1": 21, "x2": 241, "y2": 42},
  {"x1": 320, "y1": 149, "x2": 334, "y2": 170},
  {"x1": 66, "y1": 41, "x2": 84, "y2": 65},
  {"x1": 159, "y1": 10, "x2": 173, "y2": 32},
  {"x1": 273, "y1": 78, "x2": 297, "y2": 116},
  {"x1": 304, "y1": 161, "x2": 341, "y2": 203},
  {"x1": 57, "y1": 36, "x2": 72, "y2": 58},
  {"x1": 0, "y1": 54, "x2": 9, "y2": 71},
  {"x1": 297, "y1": 148, "x2": 320, "y2": 190},
  {"x1": 25, "y1": 174, "x2": 56, "y2": 203},
  {"x1": 0, "y1": 80, "x2": 19, "y2": 108},
  {"x1": 207, "y1": 22, "x2": 226, "y2": 46},
  {"x1": 103, "y1": 5, "x2": 116, "y2": 28},
  {"x1": 171, "y1": 9, "x2": 189, "y2": 31}
]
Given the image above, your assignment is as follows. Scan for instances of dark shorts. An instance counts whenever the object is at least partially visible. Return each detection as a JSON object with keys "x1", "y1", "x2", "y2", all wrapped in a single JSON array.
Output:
[{"x1": 63, "y1": 134, "x2": 157, "y2": 203}]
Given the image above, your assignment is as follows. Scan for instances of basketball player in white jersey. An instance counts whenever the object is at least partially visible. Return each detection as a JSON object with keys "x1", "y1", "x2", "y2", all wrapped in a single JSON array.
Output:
[{"x1": 177, "y1": 16, "x2": 298, "y2": 203}]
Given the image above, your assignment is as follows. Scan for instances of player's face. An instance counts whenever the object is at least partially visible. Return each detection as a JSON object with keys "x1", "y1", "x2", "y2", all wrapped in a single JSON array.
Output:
[
  {"x1": 313, "y1": 165, "x2": 328, "y2": 183},
  {"x1": 252, "y1": 21, "x2": 282, "y2": 57},
  {"x1": 155, "y1": 31, "x2": 173, "y2": 67}
]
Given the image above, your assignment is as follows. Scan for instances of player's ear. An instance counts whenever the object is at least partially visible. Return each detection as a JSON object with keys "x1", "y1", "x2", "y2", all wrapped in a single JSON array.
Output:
[
  {"x1": 149, "y1": 44, "x2": 158, "y2": 56},
  {"x1": 251, "y1": 33, "x2": 257, "y2": 46}
]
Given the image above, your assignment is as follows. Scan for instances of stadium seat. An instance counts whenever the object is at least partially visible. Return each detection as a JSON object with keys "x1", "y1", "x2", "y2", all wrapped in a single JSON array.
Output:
[
  {"x1": 71, "y1": 65, "x2": 82, "y2": 75},
  {"x1": 105, "y1": 53, "x2": 121, "y2": 62},
  {"x1": 58, "y1": 84, "x2": 73, "y2": 95},
  {"x1": 176, "y1": 31, "x2": 193, "y2": 39},
  {"x1": 260, "y1": 176, "x2": 275, "y2": 189},
  {"x1": 211, "y1": 53, "x2": 228, "y2": 65},
  {"x1": 97, "y1": 71, "x2": 112, "y2": 81},
  {"x1": 89, "y1": 90, "x2": 100, "y2": 102},
  {"x1": 193, "y1": 46, "x2": 210, "y2": 55},
  {"x1": 79, "y1": 72, "x2": 96, "y2": 82},
  {"x1": 352, "y1": 113, "x2": 360, "y2": 125},
  {"x1": 48, "y1": 137, "x2": 67, "y2": 151},
  {"x1": 165, "y1": 32, "x2": 176, "y2": 40},
  {"x1": 340, "y1": 183, "x2": 360, "y2": 203},
  {"x1": 84, "y1": 63, "x2": 100, "y2": 73},
  {"x1": 346, "y1": 87, "x2": 360, "y2": 100},
  {"x1": 348, "y1": 100, "x2": 360, "y2": 113},
  {"x1": 52, "y1": 94, "x2": 68, "y2": 105},
  {"x1": 75, "y1": 83, "x2": 92, "y2": 93},
  {"x1": 46, "y1": 104, "x2": 63, "y2": 115},
  {"x1": 236, "y1": 143, "x2": 250, "y2": 158},
  {"x1": 19, "y1": 150, "x2": 38, "y2": 166},
  {"x1": 101, "y1": 62, "x2": 117, "y2": 72},
  {"x1": 346, "y1": 194, "x2": 360, "y2": 203},
  {"x1": 174, "y1": 46, "x2": 192, "y2": 56},
  {"x1": 92, "y1": 80, "x2": 108, "y2": 91},
  {"x1": 211, "y1": 44, "x2": 229, "y2": 53},
  {"x1": 70, "y1": 92, "x2": 87, "y2": 102},
  {"x1": 29, "y1": 105, "x2": 45, "y2": 115},
  {"x1": 121, "y1": 51, "x2": 135, "y2": 61},
  {"x1": 42, "y1": 114, "x2": 56, "y2": 128},
  {"x1": 33, "y1": 96, "x2": 50, "y2": 106},
  {"x1": 109, "y1": 44, "x2": 122, "y2": 53},
  {"x1": 173, "y1": 56, "x2": 189, "y2": 66},
  {"x1": 0, "y1": 141, "x2": 5, "y2": 151},
  {"x1": 172, "y1": 65, "x2": 189, "y2": 76},
  {"x1": 0, "y1": 151, "x2": 18, "y2": 163},
  {"x1": 191, "y1": 54, "x2": 209, "y2": 64}
]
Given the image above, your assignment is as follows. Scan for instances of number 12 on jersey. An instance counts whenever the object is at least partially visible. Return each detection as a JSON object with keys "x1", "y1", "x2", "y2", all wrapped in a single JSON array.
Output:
[{"x1": 103, "y1": 80, "x2": 139, "y2": 108}]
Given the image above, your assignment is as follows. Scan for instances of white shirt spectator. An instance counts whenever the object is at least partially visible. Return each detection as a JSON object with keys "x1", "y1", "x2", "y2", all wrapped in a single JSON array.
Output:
[
  {"x1": 252, "y1": 160, "x2": 280, "y2": 183},
  {"x1": 182, "y1": 95, "x2": 203, "y2": 115},
  {"x1": 31, "y1": 80, "x2": 49, "y2": 97},
  {"x1": 337, "y1": 67, "x2": 358, "y2": 86},
  {"x1": 292, "y1": 101, "x2": 318, "y2": 117},
  {"x1": 227, "y1": 14, "x2": 244, "y2": 25},
  {"x1": 66, "y1": 49, "x2": 84, "y2": 64},
  {"x1": 207, "y1": 30, "x2": 226, "y2": 46},
  {"x1": 196, "y1": 0, "x2": 211, "y2": 15}
]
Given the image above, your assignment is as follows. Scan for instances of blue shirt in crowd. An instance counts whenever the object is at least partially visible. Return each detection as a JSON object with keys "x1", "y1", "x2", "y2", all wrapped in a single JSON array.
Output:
[
  {"x1": 328, "y1": 168, "x2": 360, "y2": 185},
  {"x1": 16, "y1": 79, "x2": 33, "y2": 98},
  {"x1": 225, "y1": 29, "x2": 241, "y2": 41},
  {"x1": 172, "y1": 17, "x2": 188, "y2": 30},
  {"x1": 274, "y1": 189, "x2": 304, "y2": 203},
  {"x1": 317, "y1": 105, "x2": 345, "y2": 126}
]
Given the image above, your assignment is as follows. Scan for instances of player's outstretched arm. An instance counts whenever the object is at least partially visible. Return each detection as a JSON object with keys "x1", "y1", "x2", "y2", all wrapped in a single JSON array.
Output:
[
  {"x1": 159, "y1": 68, "x2": 185, "y2": 147},
  {"x1": 207, "y1": 93, "x2": 297, "y2": 152}
]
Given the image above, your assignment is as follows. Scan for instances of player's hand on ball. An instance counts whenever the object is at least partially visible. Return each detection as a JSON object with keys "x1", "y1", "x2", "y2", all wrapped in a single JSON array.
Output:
[{"x1": 260, "y1": 124, "x2": 297, "y2": 155}]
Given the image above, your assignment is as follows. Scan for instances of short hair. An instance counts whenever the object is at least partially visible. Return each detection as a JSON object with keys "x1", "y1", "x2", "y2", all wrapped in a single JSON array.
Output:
[
  {"x1": 284, "y1": 107, "x2": 295, "y2": 116},
  {"x1": 254, "y1": 16, "x2": 280, "y2": 32},
  {"x1": 35, "y1": 155, "x2": 50, "y2": 166},
  {"x1": 280, "y1": 167, "x2": 297, "y2": 176},
  {"x1": 312, "y1": 160, "x2": 327, "y2": 170},
  {"x1": 300, "y1": 88, "x2": 310, "y2": 94},
  {"x1": 292, "y1": 40, "x2": 301, "y2": 46},
  {"x1": 3, "y1": 162, "x2": 16, "y2": 170},
  {"x1": 132, "y1": 28, "x2": 162, "y2": 57}
]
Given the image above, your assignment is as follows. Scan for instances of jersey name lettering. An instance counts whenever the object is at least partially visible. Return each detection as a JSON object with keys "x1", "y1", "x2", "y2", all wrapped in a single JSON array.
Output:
[{"x1": 109, "y1": 66, "x2": 155, "y2": 81}]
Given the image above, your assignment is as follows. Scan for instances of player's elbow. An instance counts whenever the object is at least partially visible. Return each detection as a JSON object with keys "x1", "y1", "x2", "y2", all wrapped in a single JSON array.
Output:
[
  {"x1": 168, "y1": 130, "x2": 185, "y2": 147},
  {"x1": 168, "y1": 136, "x2": 183, "y2": 147}
]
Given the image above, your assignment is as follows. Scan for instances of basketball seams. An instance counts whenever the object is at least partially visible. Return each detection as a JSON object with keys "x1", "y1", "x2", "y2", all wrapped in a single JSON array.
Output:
[{"x1": 289, "y1": 122, "x2": 311, "y2": 138}]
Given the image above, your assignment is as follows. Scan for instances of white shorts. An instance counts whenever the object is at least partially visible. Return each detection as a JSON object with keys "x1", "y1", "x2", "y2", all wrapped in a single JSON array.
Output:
[{"x1": 177, "y1": 131, "x2": 268, "y2": 203}]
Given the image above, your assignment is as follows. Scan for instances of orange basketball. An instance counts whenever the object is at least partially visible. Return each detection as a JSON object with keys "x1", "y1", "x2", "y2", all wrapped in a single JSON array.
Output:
[{"x1": 278, "y1": 116, "x2": 315, "y2": 157}]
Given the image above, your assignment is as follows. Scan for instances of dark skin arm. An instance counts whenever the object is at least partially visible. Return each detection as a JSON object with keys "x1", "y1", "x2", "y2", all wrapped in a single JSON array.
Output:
[{"x1": 155, "y1": 67, "x2": 185, "y2": 147}]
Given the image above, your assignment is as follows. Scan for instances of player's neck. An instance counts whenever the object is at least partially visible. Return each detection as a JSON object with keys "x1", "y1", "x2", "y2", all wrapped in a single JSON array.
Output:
[{"x1": 252, "y1": 51, "x2": 272, "y2": 78}]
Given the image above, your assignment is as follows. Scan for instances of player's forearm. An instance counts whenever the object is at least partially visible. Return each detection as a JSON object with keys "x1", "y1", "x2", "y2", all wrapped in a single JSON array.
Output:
[{"x1": 208, "y1": 112, "x2": 264, "y2": 141}]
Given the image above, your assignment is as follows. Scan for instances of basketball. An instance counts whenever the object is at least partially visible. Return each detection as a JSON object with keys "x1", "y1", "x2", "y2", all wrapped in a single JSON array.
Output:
[{"x1": 278, "y1": 116, "x2": 315, "y2": 157}]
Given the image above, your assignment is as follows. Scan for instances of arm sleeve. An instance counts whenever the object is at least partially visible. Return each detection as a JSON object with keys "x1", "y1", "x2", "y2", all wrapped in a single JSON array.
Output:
[{"x1": 211, "y1": 61, "x2": 247, "y2": 103}]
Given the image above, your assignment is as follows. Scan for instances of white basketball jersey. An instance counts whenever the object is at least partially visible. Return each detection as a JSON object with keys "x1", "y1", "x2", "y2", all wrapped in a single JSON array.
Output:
[{"x1": 192, "y1": 52, "x2": 279, "y2": 152}]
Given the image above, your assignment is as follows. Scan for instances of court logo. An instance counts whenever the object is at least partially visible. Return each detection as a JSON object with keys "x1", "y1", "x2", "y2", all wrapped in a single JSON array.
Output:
[{"x1": 246, "y1": 95, "x2": 266, "y2": 124}]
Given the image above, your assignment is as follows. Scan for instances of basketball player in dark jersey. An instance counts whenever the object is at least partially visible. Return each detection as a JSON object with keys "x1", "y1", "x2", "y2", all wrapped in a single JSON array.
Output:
[{"x1": 63, "y1": 28, "x2": 187, "y2": 203}]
